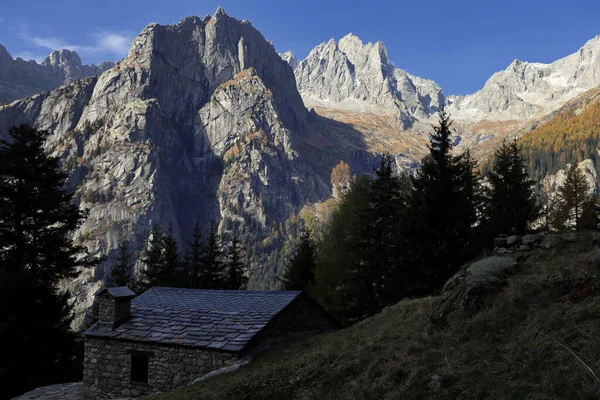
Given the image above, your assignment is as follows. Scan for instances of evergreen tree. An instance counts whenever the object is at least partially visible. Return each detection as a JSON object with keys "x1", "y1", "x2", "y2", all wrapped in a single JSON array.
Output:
[
  {"x1": 182, "y1": 222, "x2": 204, "y2": 288},
  {"x1": 538, "y1": 190, "x2": 562, "y2": 233},
  {"x1": 485, "y1": 139, "x2": 539, "y2": 237},
  {"x1": 225, "y1": 236, "x2": 248, "y2": 289},
  {"x1": 161, "y1": 226, "x2": 180, "y2": 287},
  {"x1": 200, "y1": 221, "x2": 224, "y2": 288},
  {"x1": 138, "y1": 225, "x2": 164, "y2": 291},
  {"x1": 556, "y1": 164, "x2": 592, "y2": 230},
  {"x1": 107, "y1": 241, "x2": 133, "y2": 287},
  {"x1": 314, "y1": 174, "x2": 372, "y2": 322},
  {"x1": 579, "y1": 195, "x2": 600, "y2": 230},
  {"x1": 280, "y1": 227, "x2": 318, "y2": 291},
  {"x1": 409, "y1": 109, "x2": 481, "y2": 292},
  {"x1": 339, "y1": 156, "x2": 413, "y2": 320},
  {"x1": 0, "y1": 124, "x2": 98, "y2": 397}
]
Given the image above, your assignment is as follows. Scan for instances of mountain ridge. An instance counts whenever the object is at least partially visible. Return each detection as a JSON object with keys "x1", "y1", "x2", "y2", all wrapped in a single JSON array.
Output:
[{"x1": 0, "y1": 45, "x2": 115, "y2": 103}]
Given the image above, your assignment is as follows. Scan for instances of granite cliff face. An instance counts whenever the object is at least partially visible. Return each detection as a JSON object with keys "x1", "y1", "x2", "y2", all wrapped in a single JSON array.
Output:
[
  {"x1": 0, "y1": 46, "x2": 114, "y2": 103},
  {"x1": 0, "y1": 8, "x2": 331, "y2": 328}
]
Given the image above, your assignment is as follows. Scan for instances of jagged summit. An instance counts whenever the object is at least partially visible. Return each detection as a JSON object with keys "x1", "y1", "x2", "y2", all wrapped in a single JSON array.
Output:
[
  {"x1": 0, "y1": 7, "x2": 324, "y2": 328},
  {"x1": 0, "y1": 45, "x2": 114, "y2": 103},
  {"x1": 292, "y1": 33, "x2": 444, "y2": 124},
  {"x1": 447, "y1": 33, "x2": 600, "y2": 122},
  {"x1": 279, "y1": 51, "x2": 299, "y2": 70}
]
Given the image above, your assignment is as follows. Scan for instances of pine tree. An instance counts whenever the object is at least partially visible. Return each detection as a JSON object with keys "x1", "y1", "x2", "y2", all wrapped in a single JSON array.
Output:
[
  {"x1": 0, "y1": 124, "x2": 98, "y2": 397},
  {"x1": 280, "y1": 227, "x2": 318, "y2": 291},
  {"x1": 409, "y1": 109, "x2": 481, "y2": 292},
  {"x1": 108, "y1": 241, "x2": 133, "y2": 287},
  {"x1": 556, "y1": 164, "x2": 591, "y2": 230},
  {"x1": 485, "y1": 139, "x2": 539, "y2": 237},
  {"x1": 225, "y1": 236, "x2": 248, "y2": 289},
  {"x1": 182, "y1": 222, "x2": 204, "y2": 288},
  {"x1": 200, "y1": 221, "x2": 224, "y2": 288}
]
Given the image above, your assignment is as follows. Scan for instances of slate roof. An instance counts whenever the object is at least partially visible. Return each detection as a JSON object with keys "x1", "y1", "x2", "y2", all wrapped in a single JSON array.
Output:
[
  {"x1": 84, "y1": 287, "x2": 302, "y2": 352},
  {"x1": 99, "y1": 286, "x2": 136, "y2": 298}
]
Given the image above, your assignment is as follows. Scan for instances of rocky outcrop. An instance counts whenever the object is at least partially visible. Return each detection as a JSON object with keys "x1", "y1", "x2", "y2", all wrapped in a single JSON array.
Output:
[
  {"x1": 542, "y1": 159, "x2": 598, "y2": 196},
  {"x1": 0, "y1": 46, "x2": 114, "y2": 103},
  {"x1": 291, "y1": 34, "x2": 444, "y2": 127},
  {"x1": 431, "y1": 256, "x2": 518, "y2": 327},
  {"x1": 447, "y1": 35, "x2": 600, "y2": 122},
  {"x1": 0, "y1": 7, "x2": 327, "y2": 329}
]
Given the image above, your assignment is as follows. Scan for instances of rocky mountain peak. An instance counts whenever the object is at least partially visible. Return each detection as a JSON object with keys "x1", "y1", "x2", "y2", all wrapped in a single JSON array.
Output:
[
  {"x1": 294, "y1": 33, "x2": 443, "y2": 122},
  {"x1": 0, "y1": 44, "x2": 12, "y2": 63},
  {"x1": 279, "y1": 51, "x2": 299, "y2": 70},
  {"x1": 447, "y1": 34, "x2": 600, "y2": 122},
  {"x1": 42, "y1": 49, "x2": 83, "y2": 68}
]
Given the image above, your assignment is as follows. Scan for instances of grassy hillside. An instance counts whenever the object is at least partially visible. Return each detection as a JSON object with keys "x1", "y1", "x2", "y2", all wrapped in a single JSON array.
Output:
[{"x1": 151, "y1": 235, "x2": 600, "y2": 399}]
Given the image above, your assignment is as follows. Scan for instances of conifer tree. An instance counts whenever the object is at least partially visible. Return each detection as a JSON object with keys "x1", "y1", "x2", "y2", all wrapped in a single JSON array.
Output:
[
  {"x1": 485, "y1": 139, "x2": 538, "y2": 236},
  {"x1": 556, "y1": 164, "x2": 591, "y2": 230},
  {"x1": 200, "y1": 221, "x2": 223, "y2": 288},
  {"x1": 182, "y1": 222, "x2": 204, "y2": 288},
  {"x1": 281, "y1": 227, "x2": 318, "y2": 291},
  {"x1": 339, "y1": 156, "x2": 413, "y2": 319},
  {"x1": 225, "y1": 236, "x2": 248, "y2": 289},
  {"x1": 314, "y1": 174, "x2": 372, "y2": 321},
  {"x1": 108, "y1": 241, "x2": 133, "y2": 287},
  {"x1": 161, "y1": 226, "x2": 180, "y2": 287},
  {"x1": 409, "y1": 109, "x2": 481, "y2": 292},
  {"x1": 139, "y1": 225, "x2": 164, "y2": 291},
  {"x1": 579, "y1": 195, "x2": 600, "y2": 230},
  {"x1": 0, "y1": 124, "x2": 98, "y2": 397}
]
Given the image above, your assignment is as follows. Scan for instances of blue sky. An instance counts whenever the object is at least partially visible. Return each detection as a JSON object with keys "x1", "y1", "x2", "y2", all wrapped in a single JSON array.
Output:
[{"x1": 1, "y1": 0, "x2": 599, "y2": 95}]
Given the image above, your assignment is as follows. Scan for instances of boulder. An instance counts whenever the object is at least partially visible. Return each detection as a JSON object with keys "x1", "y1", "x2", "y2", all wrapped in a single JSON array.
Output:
[
  {"x1": 506, "y1": 235, "x2": 522, "y2": 247},
  {"x1": 431, "y1": 256, "x2": 517, "y2": 328},
  {"x1": 522, "y1": 234, "x2": 543, "y2": 245},
  {"x1": 540, "y1": 234, "x2": 563, "y2": 249},
  {"x1": 494, "y1": 247, "x2": 509, "y2": 255}
]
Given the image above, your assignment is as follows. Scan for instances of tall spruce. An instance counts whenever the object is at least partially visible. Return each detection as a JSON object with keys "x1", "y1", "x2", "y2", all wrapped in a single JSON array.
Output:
[
  {"x1": 281, "y1": 227, "x2": 318, "y2": 291},
  {"x1": 161, "y1": 226, "x2": 180, "y2": 287},
  {"x1": 107, "y1": 241, "x2": 133, "y2": 287},
  {"x1": 225, "y1": 236, "x2": 248, "y2": 289},
  {"x1": 556, "y1": 164, "x2": 592, "y2": 230},
  {"x1": 200, "y1": 221, "x2": 223, "y2": 288},
  {"x1": 485, "y1": 139, "x2": 538, "y2": 237},
  {"x1": 182, "y1": 222, "x2": 204, "y2": 288},
  {"x1": 339, "y1": 156, "x2": 412, "y2": 320},
  {"x1": 0, "y1": 124, "x2": 98, "y2": 397},
  {"x1": 409, "y1": 109, "x2": 480, "y2": 292},
  {"x1": 139, "y1": 225, "x2": 164, "y2": 291}
]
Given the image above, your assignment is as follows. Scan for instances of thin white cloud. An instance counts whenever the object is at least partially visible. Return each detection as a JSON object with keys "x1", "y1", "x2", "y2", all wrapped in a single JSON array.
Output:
[
  {"x1": 27, "y1": 30, "x2": 132, "y2": 59},
  {"x1": 93, "y1": 32, "x2": 130, "y2": 55}
]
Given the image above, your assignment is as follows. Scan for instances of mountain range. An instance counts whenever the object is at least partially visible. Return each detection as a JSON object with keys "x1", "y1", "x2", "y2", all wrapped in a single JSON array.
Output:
[
  {"x1": 0, "y1": 7, "x2": 599, "y2": 328},
  {"x1": 0, "y1": 46, "x2": 114, "y2": 103}
]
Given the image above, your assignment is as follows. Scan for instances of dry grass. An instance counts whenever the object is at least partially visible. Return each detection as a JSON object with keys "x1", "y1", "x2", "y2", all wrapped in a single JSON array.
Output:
[{"x1": 151, "y1": 238, "x2": 600, "y2": 400}]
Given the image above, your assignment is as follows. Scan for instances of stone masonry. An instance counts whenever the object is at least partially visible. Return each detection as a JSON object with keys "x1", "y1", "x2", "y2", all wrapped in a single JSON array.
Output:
[
  {"x1": 83, "y1": 287, "x2": 337, "y2": 399},
  {"x1": 83, "y1": 337, "x2": 238, "y2": 399}
]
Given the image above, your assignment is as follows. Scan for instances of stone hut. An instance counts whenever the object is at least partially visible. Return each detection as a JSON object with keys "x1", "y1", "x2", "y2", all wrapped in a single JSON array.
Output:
[{"x1": 82, "y1": 287, "x2": 337, "y2": 399}]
